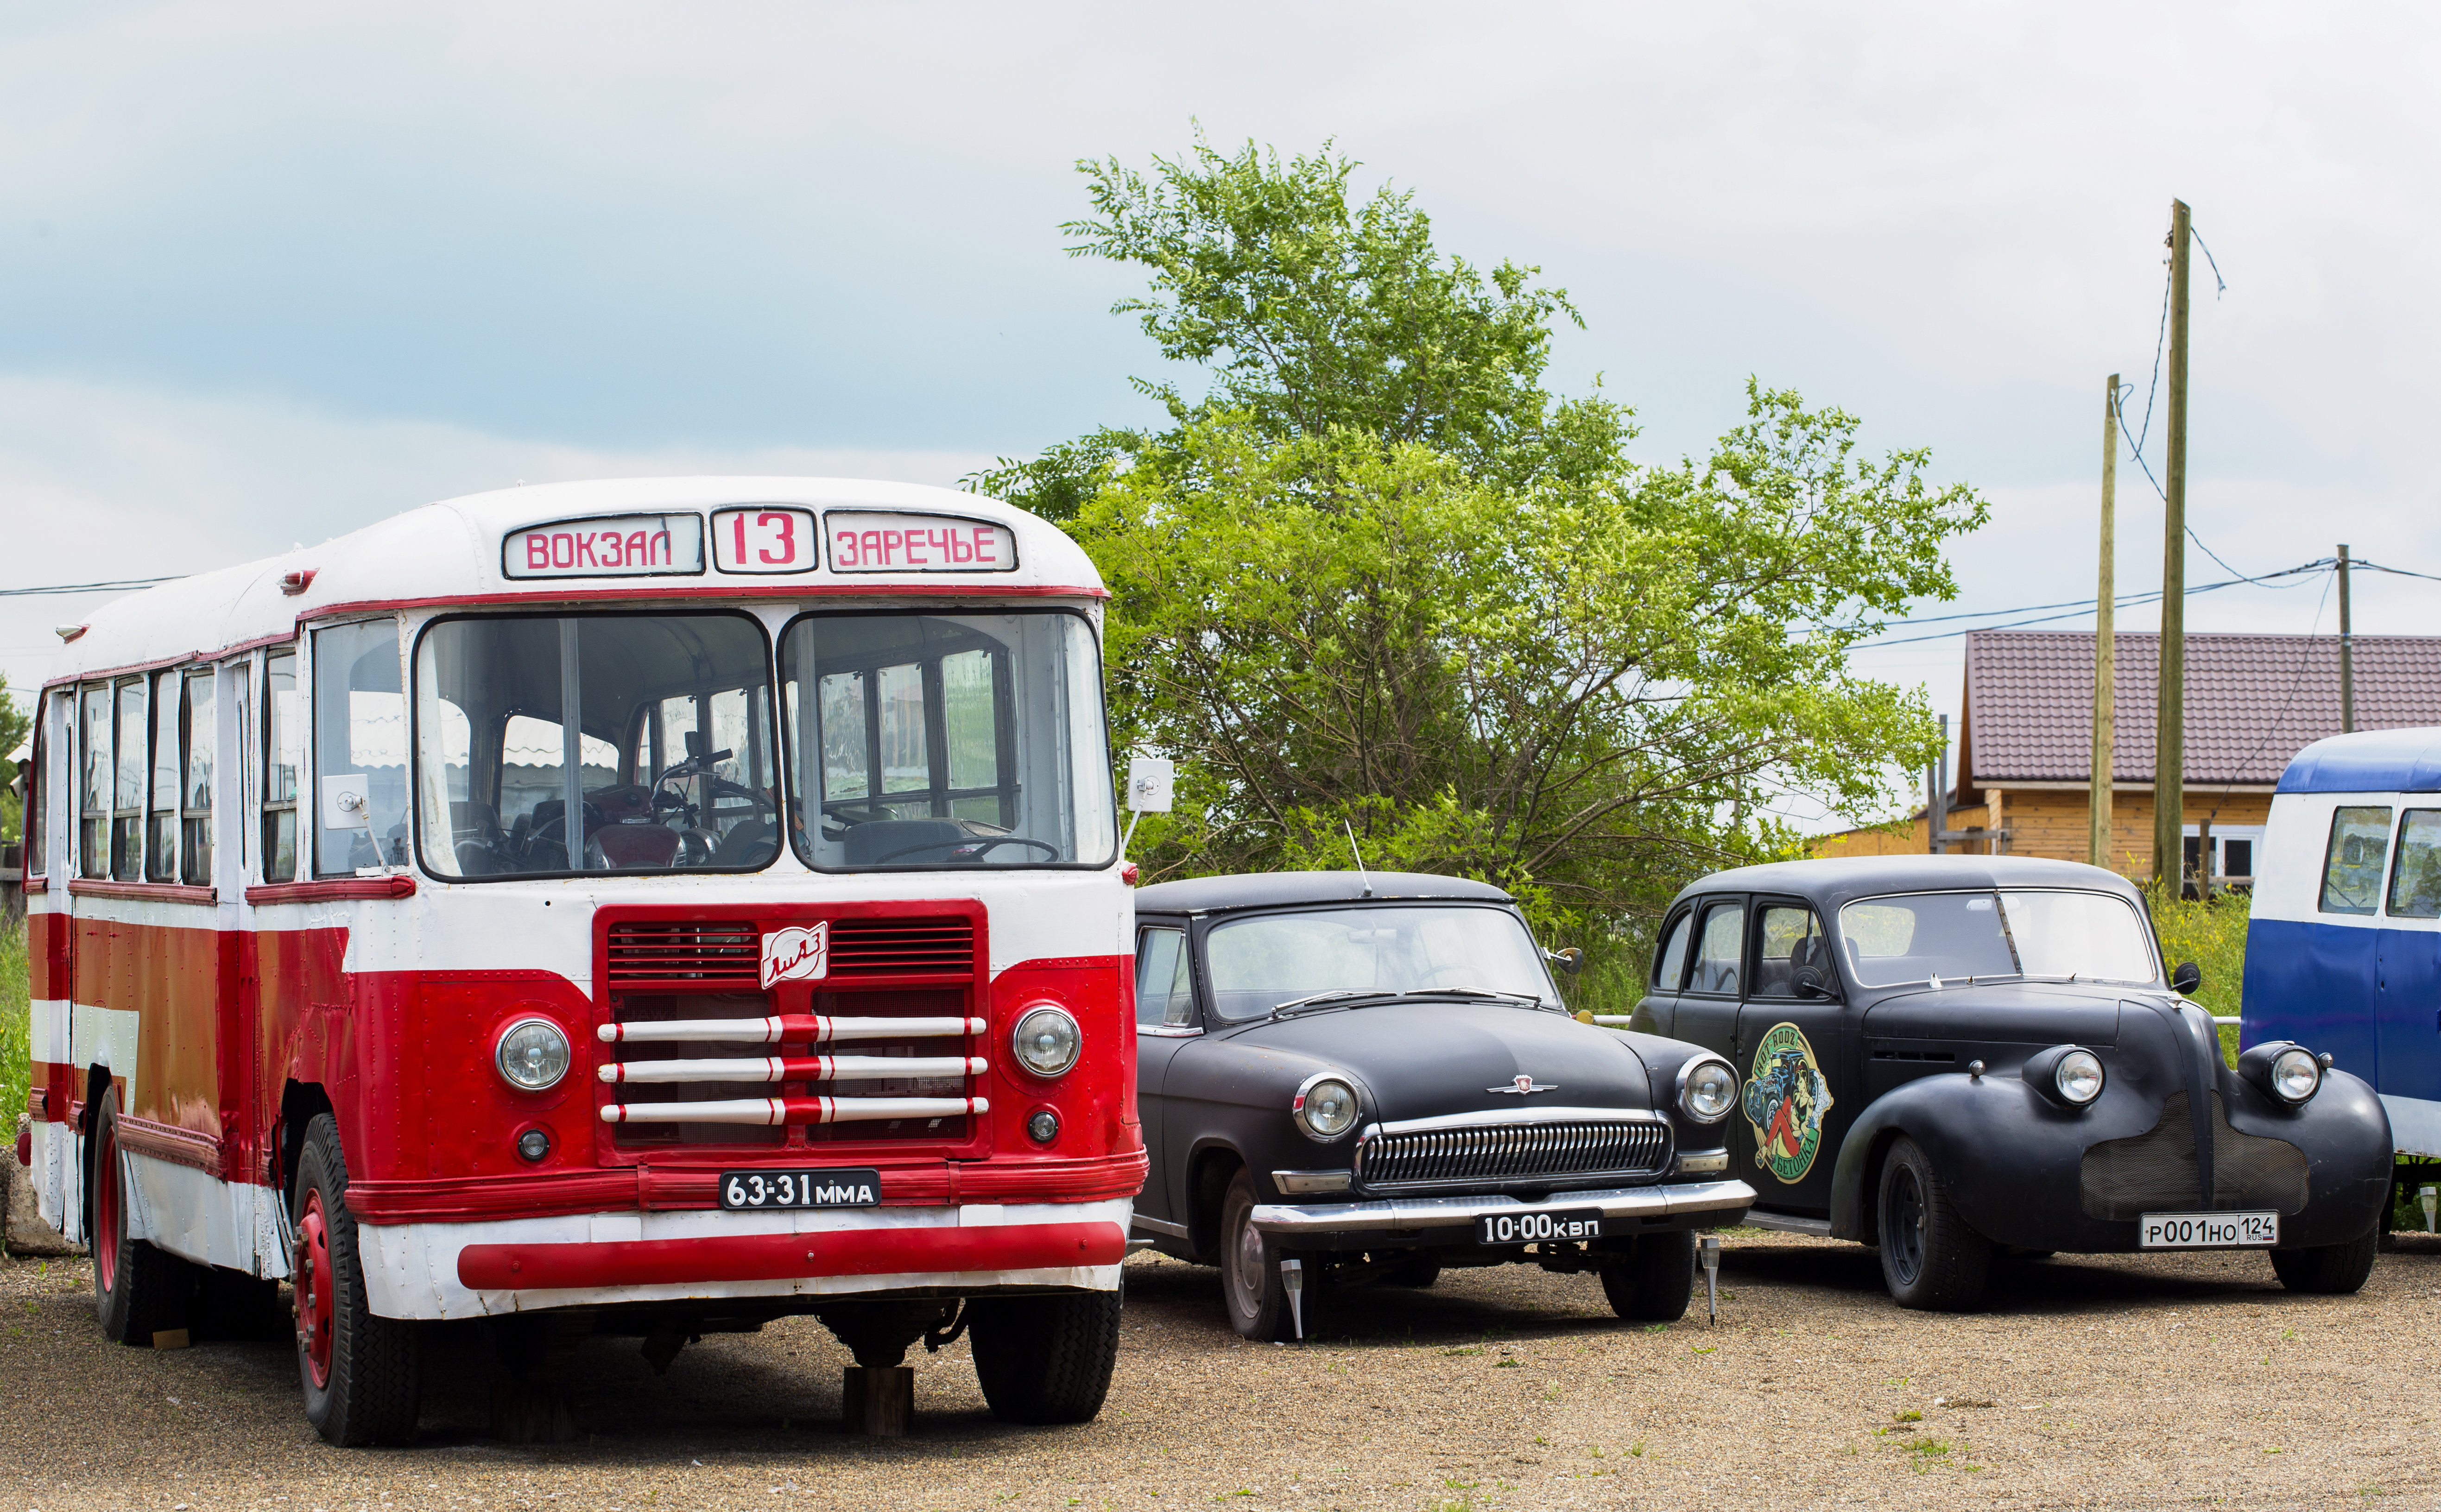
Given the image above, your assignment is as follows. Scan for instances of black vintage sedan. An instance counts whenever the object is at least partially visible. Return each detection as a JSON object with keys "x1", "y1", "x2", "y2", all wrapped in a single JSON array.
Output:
[
  {"x1": 1633, "y1": 855, "x2": 2394, "y2": 1309},
  {"x1": 1130, "y1": 870, "x2": 1756, "y2": 1341}
]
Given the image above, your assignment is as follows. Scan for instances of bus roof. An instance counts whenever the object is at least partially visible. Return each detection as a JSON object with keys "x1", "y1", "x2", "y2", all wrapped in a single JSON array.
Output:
[
  {"x1": 2275, "y1": 726, "x2": 2441, "y2": 795},
  {"x1": 42, "y1": 476, "x2": 1099, "y2": 688}
]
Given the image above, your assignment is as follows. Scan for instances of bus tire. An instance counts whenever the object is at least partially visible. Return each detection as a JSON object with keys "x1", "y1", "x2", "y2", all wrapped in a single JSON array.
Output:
[
  {"x1": 292, "y1": 1114, "x2": 422, "y2": 1445},
  {"x1": 1876, "y1": 1136, "x2": 1990, "y2": 1311},
  {"x1": 92, "y1": 1089, "x2": 198, "y2": 1346},
  {"x1": 1598, "y1": 1230, "x2": 1694, "y2": 1322},
  {"x1": 2270, "y1": 1228, "x2": 2378, "y2": 1295},
  {"x1": 967, "y1": 1290, "x2": 1122, "y2": 1425}
]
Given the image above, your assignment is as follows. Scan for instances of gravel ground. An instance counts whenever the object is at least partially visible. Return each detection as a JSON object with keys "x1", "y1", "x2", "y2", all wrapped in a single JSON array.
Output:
[{"x1": 4, "y1": 1231, "x2": 2439, "y2": 1511}]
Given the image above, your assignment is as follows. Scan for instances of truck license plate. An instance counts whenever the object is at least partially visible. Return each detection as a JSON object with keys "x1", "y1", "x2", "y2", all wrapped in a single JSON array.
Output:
[
  {"x1": 2138, "y1": 1210, "x2": 2277, "y2": 1248},
  {"x1": 719, "y1": 1167, "x2": 881, "y2": 1211},
  {"x1": 1475, "y1": 1208, "x2": 1604, "y2": 1246}
]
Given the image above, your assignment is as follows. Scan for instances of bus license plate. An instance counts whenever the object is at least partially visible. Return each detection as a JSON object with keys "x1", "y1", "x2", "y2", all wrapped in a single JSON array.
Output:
[
  {"x1": 720, "y1": 1168, "x2": 881, "y2": 1211},
  {"x1": 2139, "y1": 1210, "x2": 2278, "y2": 1248},
  {"x1": 1476, "y1": 1208, "x2": 1604, "y2": 1246}
]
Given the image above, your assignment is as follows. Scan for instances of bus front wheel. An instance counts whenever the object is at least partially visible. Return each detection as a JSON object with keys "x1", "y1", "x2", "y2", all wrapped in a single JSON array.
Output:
[
  {"x1": 292, "y1": 1113, "x2": 423, "y2": 1445},
  {"x1": 91, "y1": 1087, "x2": 198, "y2": 1345},
  {"x1": 967, "y1": 1290, "x2": 1122, "y2": 1424}
]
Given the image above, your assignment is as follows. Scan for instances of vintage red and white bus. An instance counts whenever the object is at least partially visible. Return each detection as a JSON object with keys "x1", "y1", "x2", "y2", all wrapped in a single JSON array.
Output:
[{"x1": 16, "y1": 478, "x2": 1141, "y2": 1443}]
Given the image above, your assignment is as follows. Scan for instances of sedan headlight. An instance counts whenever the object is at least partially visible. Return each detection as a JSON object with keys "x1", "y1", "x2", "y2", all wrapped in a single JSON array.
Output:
[
  {"x1": 495, "y1": 1018, "x2": 571, "y2": 1092},
  {"x1": 1294, "y1": 1074, "x2": 1360, "y2": 1140},
  {"x1": 2055, "y1": 1050, "x2": 2105, "y2": 1106},
  {"x1": 2239, "y1": 1040, "x2": 2323, "y2": 1106},
  {"x1": 2021, "y1": 1044, "x2": 2104, "y2": 1110},
  {"x1": 1677, "y1": 1057, "x2": 1739, "y2": 1124},
  {"x1": 1011, "y1": 1005, "x2": 1081, "y2": 1078}
]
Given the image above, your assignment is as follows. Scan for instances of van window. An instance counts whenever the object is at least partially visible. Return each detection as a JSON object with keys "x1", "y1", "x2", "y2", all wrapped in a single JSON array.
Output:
[
  {"x1": 2319, "y1": 806, "x2": 2393, "y2": 916},
  {"x1": 2389, "y1": 810, "x2": 2441, "y2": 919},
  {"x1": 1651, "y1": 911, "x2": 1692, "y2": 990},
  {"x1": 1688, "y1": 903, "x2": 1745, "y2": 995}
]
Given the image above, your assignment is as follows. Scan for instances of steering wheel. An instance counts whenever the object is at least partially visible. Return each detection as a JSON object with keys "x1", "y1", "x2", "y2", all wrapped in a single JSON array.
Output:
[{"x1": 872, "y1": 835, "x2": 1062, "y2": 864}]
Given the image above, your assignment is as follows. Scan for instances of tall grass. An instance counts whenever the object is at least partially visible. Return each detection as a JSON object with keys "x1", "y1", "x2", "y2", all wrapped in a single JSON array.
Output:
[{"x1": 1, "y1": 922, "x2": 27, "y2": 1134}]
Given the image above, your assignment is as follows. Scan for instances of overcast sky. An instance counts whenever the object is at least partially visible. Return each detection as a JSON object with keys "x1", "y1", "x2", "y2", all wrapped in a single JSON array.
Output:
[{"x1": 6, "y1": 2, "x2": 2438, "y2": 819}]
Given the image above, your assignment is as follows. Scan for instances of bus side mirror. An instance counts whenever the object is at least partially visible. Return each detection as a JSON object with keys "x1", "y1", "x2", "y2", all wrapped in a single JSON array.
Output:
[
  {"x1": 1548, "y1": 946, "x2": 1583, "y2": 977},
  {"x1": 2172, "y1": 961, "x2": 2202, "y2": 995},
  {"x1": 1127, "y1": 756, "x2": 1174, "y2": 813}
]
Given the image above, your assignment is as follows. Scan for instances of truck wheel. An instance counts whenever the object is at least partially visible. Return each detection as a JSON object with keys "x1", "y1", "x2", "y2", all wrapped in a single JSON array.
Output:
[
  {"x1": 1877, "y1": 1136, "x2": 1990, "y2": 1310},
  {"x1": 91, "y1": 1089, "x2": 198, "y2": 1345},
  {"x1": 2270, "y1": 1228, "x2": 2378, "y2": 1294},
  {"x1": 1218, "y1": 1168, "x2": 1307, "y2": 1341},
  {"x1": 292, "y1": 1113, "x2": 422, "y2": 1445},
  {"x1": 1598, "y1": 1230, "x2": 1694, "y2": 1321},
  {"x1": 967, "y1": 1291, "x2": 1123, "y2": 1424}
]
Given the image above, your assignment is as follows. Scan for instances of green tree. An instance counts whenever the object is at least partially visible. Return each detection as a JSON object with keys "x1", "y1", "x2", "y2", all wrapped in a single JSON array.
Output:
[
  {"x1": 0, "y1": 674, "x2": 29, "y2": 848},
  {"x1": 982, "y1": 136, "x2": 1987, "y2": 936}
]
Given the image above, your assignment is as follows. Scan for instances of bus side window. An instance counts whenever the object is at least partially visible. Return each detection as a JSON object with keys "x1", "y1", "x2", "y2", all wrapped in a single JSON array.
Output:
[
  {"x1": 313, "y1": 619, "x2": 408, "y2": 876},
  {"x1": 181, "y1": 669, "x2": 216, "y2": 886},
  {"x1": 146, "y1": 668, "x2": 180, "y2": 882},
  {"x1": 111, "y1": 676, "x2": 146, "y2": 881},
  {"x1": 264, "y1": 649, "x2": 302, "y2": 883},
  {"x1": 2319, "y1": 805, "x2": 2393, "y2": 916},
  {"x1": 2389, "y1": 811, "x2": 2441, "y2": 920}
]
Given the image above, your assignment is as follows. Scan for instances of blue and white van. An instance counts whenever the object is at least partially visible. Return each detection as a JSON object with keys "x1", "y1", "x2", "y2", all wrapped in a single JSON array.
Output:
[{"x1": 2242, "y1": 728, "x2": 2441, "y2": 1160}]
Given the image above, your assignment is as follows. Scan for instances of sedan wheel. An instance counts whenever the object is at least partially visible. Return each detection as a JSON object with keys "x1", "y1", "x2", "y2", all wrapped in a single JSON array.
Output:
[
  {"x1": 1876, "y1": 1136, "x2": 1990, "y2": 1311},
  {"x1": 1218, "y1": 1169, "x2": 1306, "y2": 1341}
]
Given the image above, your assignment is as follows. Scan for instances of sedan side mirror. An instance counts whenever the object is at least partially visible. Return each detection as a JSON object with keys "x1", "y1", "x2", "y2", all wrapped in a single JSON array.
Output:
[
  {"x1": 1547, "y1": 946, "x2": 1583, "y2": 977},
  {"x1": 1792, "y1": 966, "x2": 1840, "y2": 1001},
  {"x1": 2171, "y1": 961, "x2": 2202, "y2": 995}
]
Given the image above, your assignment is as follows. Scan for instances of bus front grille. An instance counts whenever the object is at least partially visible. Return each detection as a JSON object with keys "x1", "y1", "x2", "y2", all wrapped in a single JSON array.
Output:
[{"x1": 2078, "y1": 1091, "x2": 2309, "y2": 1220}]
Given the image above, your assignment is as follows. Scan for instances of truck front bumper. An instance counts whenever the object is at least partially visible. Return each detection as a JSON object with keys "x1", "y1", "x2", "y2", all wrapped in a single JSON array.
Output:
[{"x1": 1249, "y1": 1178, "x2": 1755, "y2": 1247}]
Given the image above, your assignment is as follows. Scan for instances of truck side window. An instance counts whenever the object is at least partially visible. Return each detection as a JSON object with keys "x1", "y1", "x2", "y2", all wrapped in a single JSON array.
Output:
[
  {"x1": 1651, "y1": 911, "x2": 1692, "y2": 990},
  {"x1": 1688, "y1": 902, "x2": 1745, "y2": 995},
  {"x1": 2319, "y1": 806, "x2": 2393, "y2": 916},
  {"x1": 2389, "y1": 811, "x2": 2441, "y2": 919}
]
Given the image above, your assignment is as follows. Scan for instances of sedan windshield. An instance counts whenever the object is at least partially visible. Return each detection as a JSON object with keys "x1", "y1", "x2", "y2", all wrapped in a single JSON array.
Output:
[
  {"x1": 1838, "y1": 889, "x2": 2157, "y2": 988},
  {"x1": 1202, "y1": 906, "x2": 1556, "y2": 1023}
]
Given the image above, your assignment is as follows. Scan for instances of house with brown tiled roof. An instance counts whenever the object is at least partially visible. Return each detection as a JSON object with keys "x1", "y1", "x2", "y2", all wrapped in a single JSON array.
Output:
[{"x1": 1815, "y1": 629, "x2": 2441, "y2": 884}]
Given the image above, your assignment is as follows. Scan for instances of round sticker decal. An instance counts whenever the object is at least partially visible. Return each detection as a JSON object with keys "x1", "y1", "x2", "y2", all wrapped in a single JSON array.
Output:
[{"x1": 1744, "y1": 1021, "x2": 1835, "y2": 1184}]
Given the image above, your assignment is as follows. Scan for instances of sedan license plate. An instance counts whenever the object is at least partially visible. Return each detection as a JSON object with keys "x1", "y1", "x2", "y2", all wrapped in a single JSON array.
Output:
[
  {"x1": 2139, "y1": 1210, "x2": 2278, "y2": 1248},
  {"x1": 719, "y1": 1167, "x2": 881, "y2": 1211},
  {"x1": 1476, "y1": 1208, "x2": 1604, "y2": 1246}
]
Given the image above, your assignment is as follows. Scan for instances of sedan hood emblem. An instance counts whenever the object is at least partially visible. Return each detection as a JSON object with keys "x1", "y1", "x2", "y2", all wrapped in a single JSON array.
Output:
[{"x1": 1491, "y1": 1074, "x2": 1556, "y2": 1096}]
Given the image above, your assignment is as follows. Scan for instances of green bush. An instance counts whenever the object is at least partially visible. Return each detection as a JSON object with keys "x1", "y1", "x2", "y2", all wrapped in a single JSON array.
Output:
[
  {"x1": 1, "y1": 923, "x2": 26, "y2": 1134},
  {"x1": 2145, "y1": 885, "x2": 2251, "y2": 1067}
]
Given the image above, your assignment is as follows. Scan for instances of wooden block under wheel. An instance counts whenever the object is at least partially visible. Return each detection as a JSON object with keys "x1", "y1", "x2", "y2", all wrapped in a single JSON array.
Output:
[{"x1": 843, "y1": 1365, "x2": 914, "y2": 1436}]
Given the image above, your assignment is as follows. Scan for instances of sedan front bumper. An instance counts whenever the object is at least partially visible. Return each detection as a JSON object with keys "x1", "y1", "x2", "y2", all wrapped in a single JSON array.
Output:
[{"x1": 1250, "y1": 1178, "x2": 1756, "y2": 1243}]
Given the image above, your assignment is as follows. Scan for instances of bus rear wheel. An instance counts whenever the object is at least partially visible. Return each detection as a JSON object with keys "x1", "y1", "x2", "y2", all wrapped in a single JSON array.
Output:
[
  {"x1": 92, "y1": 1088, "x2": 198, "y2": 1345},
  {"x1": 292, "y1": 1113, "x2": 422, "y2": 1445},
  {"x1": 966, "y1": 1291, "x2": 1122, "y2": 1424}
]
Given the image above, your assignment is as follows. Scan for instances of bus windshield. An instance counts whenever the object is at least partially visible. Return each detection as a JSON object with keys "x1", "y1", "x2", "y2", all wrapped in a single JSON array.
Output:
[
  {"x1": 780, "y1": 610, "x2": 1115, "y2": 870},
  {"x1": 415, "y1": 613, "x2": 779, "y2": 878}
]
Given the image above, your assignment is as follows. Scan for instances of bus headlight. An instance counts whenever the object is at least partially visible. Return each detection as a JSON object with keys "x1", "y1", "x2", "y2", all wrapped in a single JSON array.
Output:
[
  {"x1": 496, "y1": 1019, "x2": 571, "y2": 1092},
  {"x1": 1677, "y1": 1057, "x2": 1739, "y2": 1124},
  {"x1": 1012, "y1": 1005, "x2": 1081, "y2": 1078},
  {"x1": 1294, "y1": 1074, "x2": 1360, "y2": 1140}
]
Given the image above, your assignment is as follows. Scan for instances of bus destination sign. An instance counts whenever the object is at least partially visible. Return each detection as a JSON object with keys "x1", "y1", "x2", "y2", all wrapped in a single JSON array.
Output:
[
  {"x1": 827, "y1": 511, "x2": 1018, "y2": 573},
  {"x1": 503, "y1": 513, "x2": 706, "y2": 579}
]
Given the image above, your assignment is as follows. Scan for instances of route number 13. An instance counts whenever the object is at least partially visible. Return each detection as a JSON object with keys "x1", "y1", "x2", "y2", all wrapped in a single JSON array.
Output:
[{"x1": 711, "y1": 507, "x2": 818, "y2": 574}]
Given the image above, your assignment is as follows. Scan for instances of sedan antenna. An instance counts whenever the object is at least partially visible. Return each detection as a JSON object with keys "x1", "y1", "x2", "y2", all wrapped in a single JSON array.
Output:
[{"x1": 1344, "y1": 817, "x2": 1373, "y2": 898}]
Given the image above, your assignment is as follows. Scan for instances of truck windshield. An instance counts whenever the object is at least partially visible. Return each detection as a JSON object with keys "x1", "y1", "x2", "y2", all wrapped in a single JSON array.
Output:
[
  {"x1": 779, "y1": 610, "x2": 1115, "y2": 870},
  {"x1": 1202, "y1": 905, "x2": 1556, "y2": 1022},
  {"x1": 1838, "y1": 889, "x2": 2158, "y2": 988},
  {"x1": 415, "y1": 613, "x2": 779, "y2": 878}
]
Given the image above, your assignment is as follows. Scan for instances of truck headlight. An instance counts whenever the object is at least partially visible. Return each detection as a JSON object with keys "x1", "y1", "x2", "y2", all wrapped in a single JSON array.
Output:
[
  {"x1": 1012, "y1": 1005, "x2": 1081, "y2": 1078},
  {"x1": 2055, "y1": 1050, "x2": 2105, "y2": 1106},
  {"x1": 496, "y1": 1018, "x2": 570, "y2": 1092},
  {"x1": 2239, "y1": 1040, "x2": 2324, "y2": 1107},
  {"x1": 1677, "y1": 1057, "x2": 1738, "y2": 1124},
  {"x1": 1295, "y1": 1074, "x2": 1360, "y2": 1140}
]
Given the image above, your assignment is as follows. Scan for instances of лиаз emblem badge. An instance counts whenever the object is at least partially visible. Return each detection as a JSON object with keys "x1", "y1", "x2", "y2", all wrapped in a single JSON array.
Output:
[
  {"x1": 1743, "y1": 1021, "x2": 1834, "y2": 1184},
  {"x1": 761, "y1": 922, "x2": 830, "y2": 989}
]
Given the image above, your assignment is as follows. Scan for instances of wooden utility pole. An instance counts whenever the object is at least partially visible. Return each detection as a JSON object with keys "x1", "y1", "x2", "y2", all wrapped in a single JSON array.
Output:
[
  {"x1": 2339, "y1": 544, "x2": 2356, "y2": 732},
  {"x1": 2153, "y1": 199, "x2": 2191, "y2": 891},
  {"x1": 2091, "y1": 374, "x2": 2118, "y2": 869}
]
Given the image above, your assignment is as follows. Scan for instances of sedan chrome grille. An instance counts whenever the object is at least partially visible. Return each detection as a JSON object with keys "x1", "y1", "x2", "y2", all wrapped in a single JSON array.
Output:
[{"x1": 1354, "y1": 1117, "x2": 1671, "y2": 1193}]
